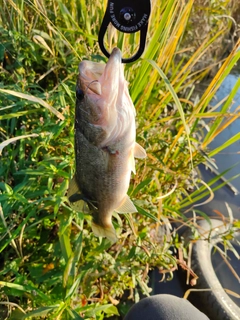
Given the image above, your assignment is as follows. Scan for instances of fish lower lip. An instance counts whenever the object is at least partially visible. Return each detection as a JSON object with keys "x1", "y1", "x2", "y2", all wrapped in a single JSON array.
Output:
[{"x1": 108, "y1": 47, "x2": 122, "y2": 64}]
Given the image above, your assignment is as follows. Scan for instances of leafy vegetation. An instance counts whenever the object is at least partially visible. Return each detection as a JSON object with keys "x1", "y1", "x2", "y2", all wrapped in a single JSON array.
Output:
[{"x1": 0, "y1": 0, "x2": 239, "y2": 319}]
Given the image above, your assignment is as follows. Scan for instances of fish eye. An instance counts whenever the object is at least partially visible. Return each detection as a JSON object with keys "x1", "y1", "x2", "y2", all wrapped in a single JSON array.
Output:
[{"x1": 76, "y1": 88, "x2": 84, "y2": 100}]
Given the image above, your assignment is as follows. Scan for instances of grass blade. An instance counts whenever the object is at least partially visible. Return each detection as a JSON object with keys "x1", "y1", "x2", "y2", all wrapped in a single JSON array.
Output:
[
  {"x1": 146, "y1": 59, "x2": 192, "y2": 165},
  {"x1": 0, "y1": 134, "x2": 39, "y2": 155},
  {"x1": 0, "y1": 89, "x2": 65, "y2": 120},
  {"x1": 22, "y1": 306, "x2": 59, "y2": 319}
]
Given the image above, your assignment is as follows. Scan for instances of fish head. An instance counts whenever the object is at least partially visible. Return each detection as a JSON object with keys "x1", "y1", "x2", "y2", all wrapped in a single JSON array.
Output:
[{"x1": 76, "y1": 48, "x2": 135, "y2": 146}]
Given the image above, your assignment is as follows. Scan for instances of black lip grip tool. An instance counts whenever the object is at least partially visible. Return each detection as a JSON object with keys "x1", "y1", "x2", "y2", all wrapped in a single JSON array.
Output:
[{"x1": 98, "y1": 0, "x2": 151, "y2": 63}]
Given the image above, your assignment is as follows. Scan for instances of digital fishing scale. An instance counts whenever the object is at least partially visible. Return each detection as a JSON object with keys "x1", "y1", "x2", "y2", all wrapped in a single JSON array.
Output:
[{"x1": 98, "y1": 0, "x2": 151, "y2": 63}]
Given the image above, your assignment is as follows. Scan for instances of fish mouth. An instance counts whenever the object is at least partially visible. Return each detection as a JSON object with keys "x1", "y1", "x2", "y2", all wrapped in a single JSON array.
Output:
[
  {"x1": 78, "y1": 47, "x2": 123, "y2": 97},
  {"x1": 105, "y1": 47, "x2": 122, "y2": 69}
]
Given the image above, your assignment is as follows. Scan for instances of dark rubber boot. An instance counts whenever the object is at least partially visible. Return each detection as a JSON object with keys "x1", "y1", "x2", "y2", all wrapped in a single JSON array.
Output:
[{"x1": 124, "y1": 294, "x2": 210, "y2": 320}]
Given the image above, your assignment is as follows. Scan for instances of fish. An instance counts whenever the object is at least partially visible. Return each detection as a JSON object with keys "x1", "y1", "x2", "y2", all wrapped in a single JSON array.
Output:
[{"x1": 68, "y1": 47, "x2": 146, "y2": 243}]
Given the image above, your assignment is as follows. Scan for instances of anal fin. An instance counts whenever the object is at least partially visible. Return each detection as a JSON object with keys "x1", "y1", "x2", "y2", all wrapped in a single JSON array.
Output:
[{"x1": 115, "y1": 195, "x2": 137, "y2": 213}]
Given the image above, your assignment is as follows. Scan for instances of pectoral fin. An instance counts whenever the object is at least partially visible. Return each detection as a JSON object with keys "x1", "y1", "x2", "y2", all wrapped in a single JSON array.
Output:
[
  {"x1": 134, "y1": 143, "x2": 147, "y2": 159},
  {"x1": 115, "y1": 195, "x2": 137, "y2": 213}
]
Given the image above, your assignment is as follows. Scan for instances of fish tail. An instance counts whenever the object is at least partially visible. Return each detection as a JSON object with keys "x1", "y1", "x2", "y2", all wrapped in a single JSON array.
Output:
[{"x1": 91, "y1": 221, "x2": 118, "y2": 243}]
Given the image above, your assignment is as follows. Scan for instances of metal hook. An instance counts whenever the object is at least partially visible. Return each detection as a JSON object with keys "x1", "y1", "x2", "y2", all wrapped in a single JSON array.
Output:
[{"x1": 98, "y1": 0, "x2": 151, "y2": 63}]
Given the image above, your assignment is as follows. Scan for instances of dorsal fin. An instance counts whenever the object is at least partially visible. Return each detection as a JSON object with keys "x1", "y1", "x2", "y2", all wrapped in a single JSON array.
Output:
[
  {"x1": 67, "y1": 175, "x2": 79, "y2": 198},
  {"x1": 67, "y1": 175, "x2": 90, "y2": 213}
]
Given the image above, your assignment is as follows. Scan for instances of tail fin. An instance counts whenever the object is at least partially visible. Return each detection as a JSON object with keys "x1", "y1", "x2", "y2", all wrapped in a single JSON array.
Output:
[{"x1": 92, "y1": 221, "x2": 118, "y2": 243}]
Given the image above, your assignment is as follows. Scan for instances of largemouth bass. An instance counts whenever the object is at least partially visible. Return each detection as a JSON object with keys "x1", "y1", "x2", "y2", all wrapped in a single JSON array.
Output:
[{"x1": 68, "y1": 47, "x2": 146, "y2": 242}]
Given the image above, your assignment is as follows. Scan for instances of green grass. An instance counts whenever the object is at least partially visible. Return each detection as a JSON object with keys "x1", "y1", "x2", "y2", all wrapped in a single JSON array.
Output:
[{"x1": 0, "y1": 0, "x2": 240, "y2": 319}]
